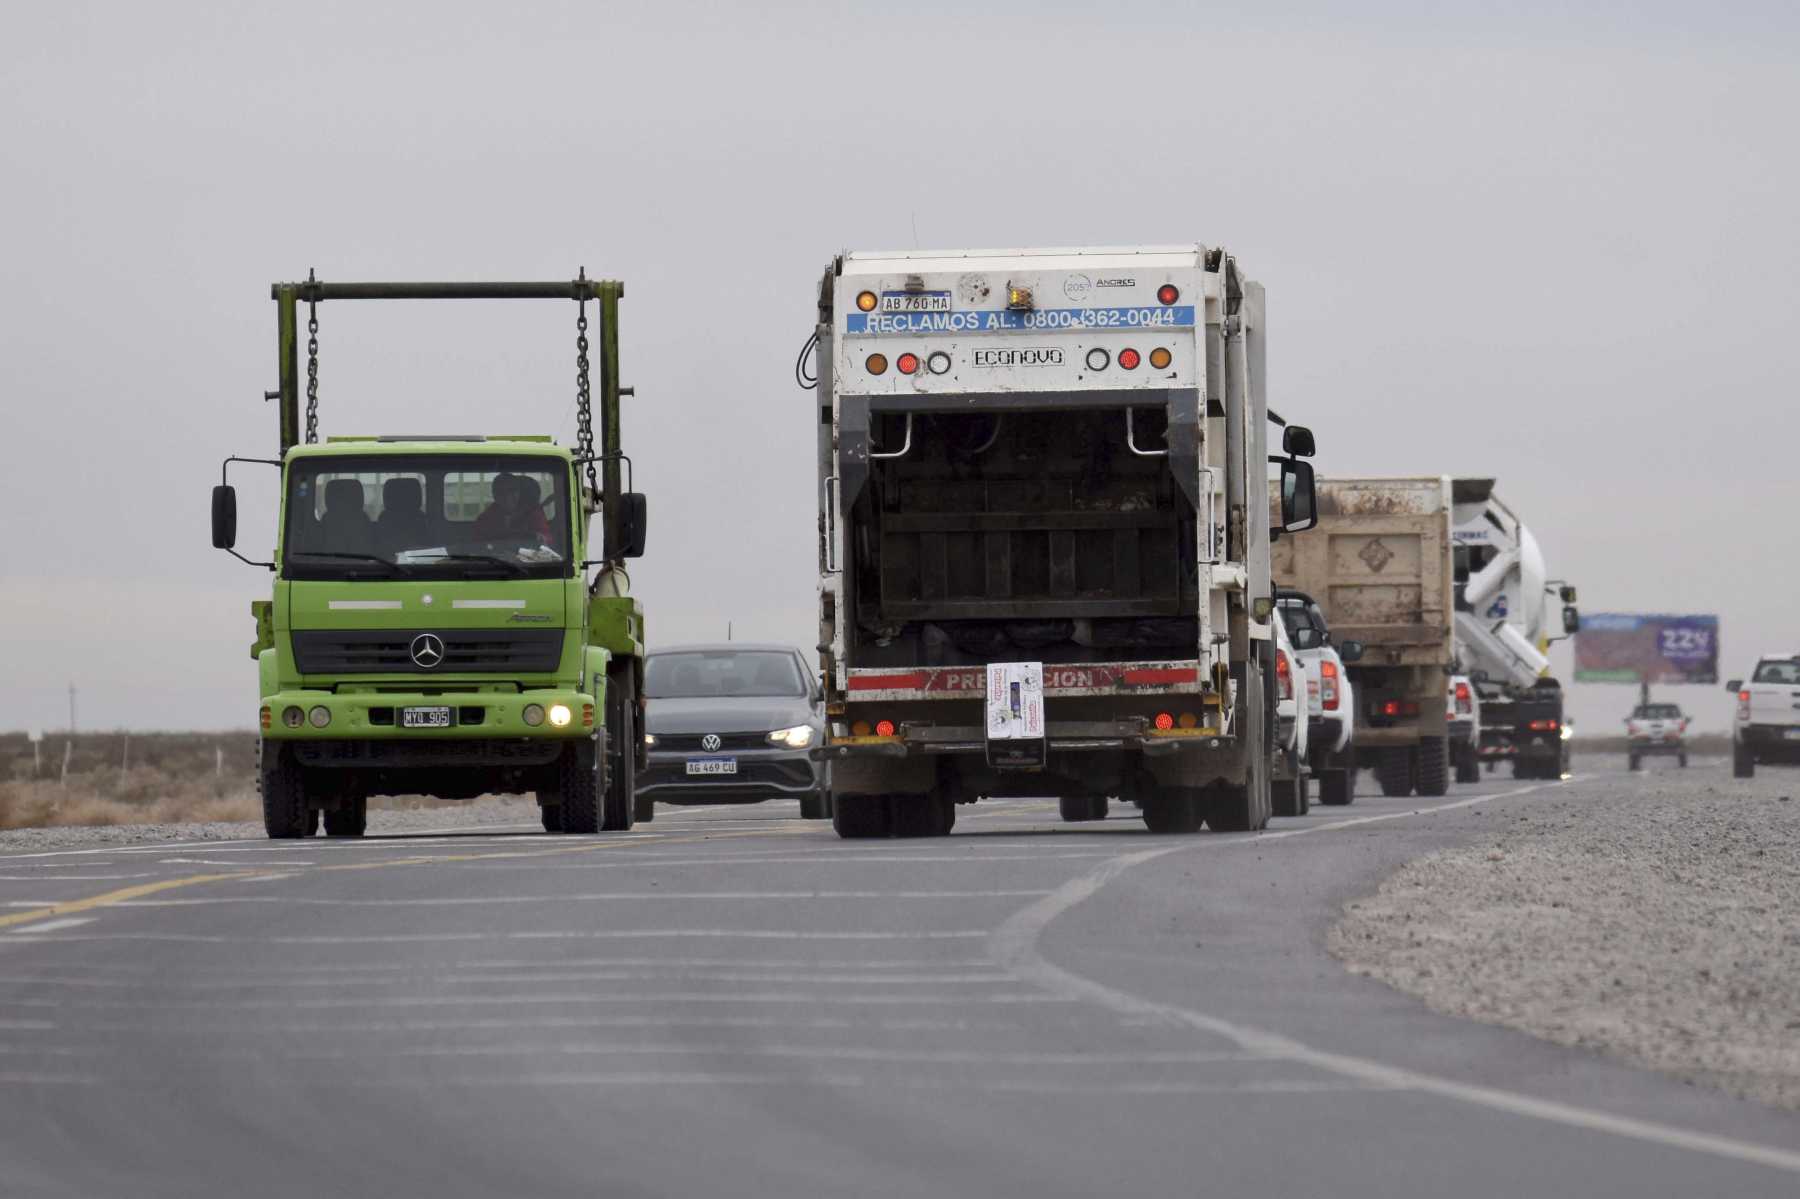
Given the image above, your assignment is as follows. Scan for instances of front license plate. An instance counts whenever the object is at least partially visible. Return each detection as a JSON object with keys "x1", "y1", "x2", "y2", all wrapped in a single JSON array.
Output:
[
  {"x1": 686, "y1": 758, "x2": 738, "y2": 775},
  {"x1": 401, "y1": 706, "x2": 452, "y2": 729},
  {"x1": 1784, "y1": 729, "x2": 1800, "y2": 741}
]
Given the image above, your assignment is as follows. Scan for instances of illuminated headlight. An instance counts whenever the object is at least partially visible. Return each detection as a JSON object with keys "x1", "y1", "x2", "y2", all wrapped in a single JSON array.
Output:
[
  {"x1": 548, "y1": 703, "x2": 573, "y2": 728},
  {"x1": 643, "y1": 733, "x2": 658, "y2": 747},
  {"x1": 766, "y1": 725, "x2": 815, "y2": 749},
  {"x1": 1560, "y1": 724, "x2": 1573, "y2": 741},
  {"x1": 522, "y1": 704, "x2": 546, "y2": 727},
  {"x1": 307, "y1": 705, "x2": 331, "y2": 729}
]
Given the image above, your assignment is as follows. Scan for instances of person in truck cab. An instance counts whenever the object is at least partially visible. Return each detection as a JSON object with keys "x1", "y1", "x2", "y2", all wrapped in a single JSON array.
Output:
[
  {"x1": 375, "y1": 477, "x2": 430, "y2": 551},
  {"x1": 318, "y1": 478, "x2": 375, "y2": 555}
]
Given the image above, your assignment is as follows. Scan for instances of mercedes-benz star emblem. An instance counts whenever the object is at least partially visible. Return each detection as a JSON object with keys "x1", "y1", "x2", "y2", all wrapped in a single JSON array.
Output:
[
  {"x1": 409, "y1": 633, "x2": 446, "y2": 669},
  {"x1": 700, "y1": 734, "x2": 722, "y2": 752}
]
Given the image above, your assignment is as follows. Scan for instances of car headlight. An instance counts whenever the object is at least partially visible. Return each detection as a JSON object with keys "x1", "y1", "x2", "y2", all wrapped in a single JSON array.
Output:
[
  {"x1": 1560, "y1": 724, "x2": 1573, "y2": 741},
  {"x1": 642, "y1": 733, "x2": 657, "y2": 748},
  {"x1": 766, "y1": 725, "x2": 815, "y2": 749}
]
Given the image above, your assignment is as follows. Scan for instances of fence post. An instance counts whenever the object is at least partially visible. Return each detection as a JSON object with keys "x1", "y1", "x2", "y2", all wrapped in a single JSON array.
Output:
[{"x1": 60, "y1": 741, "x2": 73, "y2": 787}]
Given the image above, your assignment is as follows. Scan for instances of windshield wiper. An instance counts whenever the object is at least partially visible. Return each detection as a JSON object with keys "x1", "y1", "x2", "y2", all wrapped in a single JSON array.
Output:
[
  {"x1": 288, "y1": 552, "x2": 399, "y2": 575},
  {"x1": 405, "y1": 553, "x2": 532, "y2": 577}
]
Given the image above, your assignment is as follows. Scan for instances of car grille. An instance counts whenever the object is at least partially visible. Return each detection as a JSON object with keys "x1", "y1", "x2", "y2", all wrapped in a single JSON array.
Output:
[
  {"x1": 291, "y1": 629, "x2": 564, "y2": 675},
  {"x1": 652, "y1": 732, "x2": 778, "y2": 752}
]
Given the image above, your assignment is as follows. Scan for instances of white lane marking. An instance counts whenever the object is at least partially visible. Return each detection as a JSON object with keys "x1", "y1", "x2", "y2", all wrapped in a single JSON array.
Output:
[
  {"x1": 990, "y1": 779, "x2": 1800, "y2": 1178},
  {"x1": 263, "y1": 1041, "x2": 1266, "y2": 1066},
  {"x1": 114, "y1": 889, "x2": 1052, "y2": 907},
  {"x1": 37, "y1": 956, "x2": 999, "y2": 977},
  {"x1": 7, "y1": 970, "x2": 1018, "y2": 990},
  {"x1": 0, "y1": 874, "x2": 156, "y2": 882},
  {"x1": 60, "y1": 991, "x2": 1072, "y2": 1011},
  {"x1": 0, "y1": 1020, "x2": 56, "y2": 1030},
  {"x1": 328, "y1": 599, "x2": 403, "y2": 609},
  {"x1": 7, "y1": 917, "x2": 93, "y2": 935},
  {"x1": 453, "y1": 852, "x2": 1119, "y2": 870},
  {"x1": 0, "y1": 1072, "x2": 97, "y2": 1086},
  {"x1": 0, "y1": 822, "x2": 542, "y2": 860},
  {"x1": 351, "y1": 1070, "x2": 1378, "y2": 1097},
  {"x1": 89, "y1": 1014, "x2": 1020, "y2": 1036},
  {"x1": 33, "y1": 929, "x2": 991, "y2": 945}
]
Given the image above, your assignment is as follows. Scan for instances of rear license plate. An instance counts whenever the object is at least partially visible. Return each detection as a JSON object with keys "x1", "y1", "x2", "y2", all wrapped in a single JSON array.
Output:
[
  {"x1": 686, "y1": 758, "x2": 738, "y2": 775},
  {"x1": 879, "y1": 291, "x2": 950, "y2": 313},
  {"x1": 1784, "y1": 729, "x2": 1800, "y2": 741},
  {"x1": 401, "y1": 706, "x2": 452, "y2": 729}
]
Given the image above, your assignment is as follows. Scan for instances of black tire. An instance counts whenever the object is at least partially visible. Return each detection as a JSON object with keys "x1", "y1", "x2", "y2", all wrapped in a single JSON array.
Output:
[
  {"x1": 1143, "y1": 786, "x2": 1203, "y2": 834},
  {"x1": 600, "y1": 666, "x2": 637, "y2": 832},
  {"x1": 559, "y1": 739, "x2": 603, "y2": 834},
  {"x1": 633, "y1": 792, "x2": 656, "y2": 823},
  {"x1": 1454, "y1": 746, "x2": 1480, "y2": 785},
  {"x1": 1733, "y1": 740, "x2": 1754, "y2": 779},
  {"x1": 1416, "y1": 736, "x2": 1450, "y2": 798},
  {"x1": 1059, "y1": 794, "x2": 1108, "y2": 822},
  {"x1": 1318, "y1": 767, "x2": 1354, "y2": 806},
  {"x1": 1678, "y1": 752, "x2": 1688, "y2": 768},
  {"x1": 323, "y1": 798, "x2": 366, "y2": 837},
  {"x1": 1206, "y1": 664, "x2": 1271, "y2": 832},
  {"x1": 1374, "y1": 747, "x2": 1414, "y2": 797},
  {"x1": 799, "y1": 790, "x2": 831, "y2": 820},
  {"x1": 892, "y1": 794, "x2": 953, "y2": 838},
  {"x1": 833, "y1": 793, "x2": 891, "y2": 839},
  {"x1": 1271, "y1": 762, "x2": 1307, "y2": 818},
  {"x1": 259, "y1": 741, "x2": 314, "y2": 839},
  {"x1": 540, "y1": 802, "x2": 563, "y2": 833}
]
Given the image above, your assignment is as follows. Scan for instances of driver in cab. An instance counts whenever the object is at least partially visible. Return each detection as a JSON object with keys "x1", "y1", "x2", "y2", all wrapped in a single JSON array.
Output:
[{"x1": 472, "y1": 472, "x2": 551, "y2": 544}]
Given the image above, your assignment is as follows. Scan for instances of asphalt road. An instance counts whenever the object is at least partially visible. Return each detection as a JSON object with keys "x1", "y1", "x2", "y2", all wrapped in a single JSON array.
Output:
[{"x1": 1, "y1": 763, "x2": 1797, "y2": 1198}]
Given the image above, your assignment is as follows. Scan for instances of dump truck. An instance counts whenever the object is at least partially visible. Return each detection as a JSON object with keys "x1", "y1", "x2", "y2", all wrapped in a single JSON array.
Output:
[
  {"x1": 210, "y1": 275, "x2": 650, "y2": 838},
  {"x1": 804, "y1": 245, "x2": 1319, "y2": 838},
  {"x1": 1271, "y1": 477, "x2": 1455, "y2": 797}
]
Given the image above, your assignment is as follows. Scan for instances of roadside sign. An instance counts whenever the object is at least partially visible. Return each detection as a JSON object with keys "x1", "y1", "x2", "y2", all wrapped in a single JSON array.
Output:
[{"x1": 1575, "y1": 613, "x2": 1719, "y2": 685}]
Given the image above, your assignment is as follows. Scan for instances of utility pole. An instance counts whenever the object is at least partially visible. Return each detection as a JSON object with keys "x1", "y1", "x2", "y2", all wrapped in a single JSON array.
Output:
[{"x1": 68, "y1": 682, "x2": 77, "y2": 735}]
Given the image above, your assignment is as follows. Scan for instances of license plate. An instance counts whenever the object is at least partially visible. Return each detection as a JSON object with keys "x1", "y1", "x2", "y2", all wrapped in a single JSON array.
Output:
[
  {"x1": 686, "y1": 758, "x2": 738, "y2": 775},
  {"x1": 879, "y1": 291, "x2": 951, "y2": 313},
  {"x1": 1784, "y1": 729, "x2": 1800, "y2": 741},
  {"x1": 401, "y1": 706, "x2": 452, "y2": 728}
]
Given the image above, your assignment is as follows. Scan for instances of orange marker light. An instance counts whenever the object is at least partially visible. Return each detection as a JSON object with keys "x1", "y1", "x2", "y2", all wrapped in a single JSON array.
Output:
[
  {"x1": 1178, "y1": 711, "x2": 1198, "y2": 729},
  {"x1": 1148, "y1": 347, "x2": 1172, "y2": 370},
  {"x1": 851, "y1": 720, "x2": 872, "y2": 737},
  {"x1": 866, "y1": 353, "x2": 888, "y2": 375},
  {"x1": 856, "y1": 291, "x2": 878, "y2": 312}
]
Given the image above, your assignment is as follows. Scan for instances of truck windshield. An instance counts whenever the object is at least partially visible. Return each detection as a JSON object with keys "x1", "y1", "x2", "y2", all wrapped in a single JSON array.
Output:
[
  {"x1": 283, "y1": 454, "x2": 573, "y2": 580},
  {"x1": 645, "y1": 652, "x2": 806, "y2": 699}
]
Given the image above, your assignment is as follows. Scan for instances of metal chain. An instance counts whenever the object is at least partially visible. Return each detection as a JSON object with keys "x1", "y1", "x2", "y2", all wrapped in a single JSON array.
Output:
[
  {"x1": 575, "y1": 295, "x2": 597, "y2": 497},
  {"x1": 305, "y1": 294, "x2": 320, "y2": 445}
]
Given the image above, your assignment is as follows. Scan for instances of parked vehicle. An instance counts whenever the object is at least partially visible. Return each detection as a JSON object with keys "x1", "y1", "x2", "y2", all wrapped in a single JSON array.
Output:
[
  {"x1": 1625, "y1": 701, "x2": 1688, "y2": 770},
  {"x1": 1276, "y1": 589, "x2": 1362, "y2": 806},
  {"x1": 1271, "y1": 613, "x2": 1312, "y2": 816},
  {"x1": 807, "y1": 245, "x2": 1319, "y2": 838},
  {"x1": 1727, "y1": 656, "x2": 1800, "y2": 779},
  {"x1": 1448, "y1": 674, "x2": 1481, "y2": 783},
  {"x1": 638, "y1": 644, "x2": 831, "y2": 818}
]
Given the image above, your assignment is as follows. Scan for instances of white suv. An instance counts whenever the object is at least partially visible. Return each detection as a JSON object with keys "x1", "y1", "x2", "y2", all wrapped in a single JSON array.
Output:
[
  {"x1": 1271, "y1": 612, "x2": 1312, "y2": 817},
  {"x1": 1728, "y1": 656, "x2": 1800, "y2": 779},
  {"x1": 1448, "y1": 675, "x2": 1482, "y2": 783}
]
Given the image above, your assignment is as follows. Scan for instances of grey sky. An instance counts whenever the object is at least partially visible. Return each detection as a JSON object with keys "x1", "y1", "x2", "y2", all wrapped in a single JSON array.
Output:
[{"x1": 2, "y1": 1, "x2": 1794, "y2": 734}]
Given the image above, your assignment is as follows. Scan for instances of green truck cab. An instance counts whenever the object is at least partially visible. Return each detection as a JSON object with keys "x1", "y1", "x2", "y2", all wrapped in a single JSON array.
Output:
[{"x1": 212, "y1": 276, "x2": 649, "y2": 839}]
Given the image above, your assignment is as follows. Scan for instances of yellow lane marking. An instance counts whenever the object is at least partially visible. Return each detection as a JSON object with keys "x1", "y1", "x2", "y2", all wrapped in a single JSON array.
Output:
[{"x1": 0, "y1": 873, "x2": 265, "y2": 931}]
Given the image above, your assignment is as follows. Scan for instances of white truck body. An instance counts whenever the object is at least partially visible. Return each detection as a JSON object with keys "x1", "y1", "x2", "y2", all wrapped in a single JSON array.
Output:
[{"x1": 1729, "y1": 656, "x2": 1800, "y2": 778}]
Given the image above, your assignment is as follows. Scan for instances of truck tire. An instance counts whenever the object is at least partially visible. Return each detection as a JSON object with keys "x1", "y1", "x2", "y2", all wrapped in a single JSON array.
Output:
[
  {"x1": 833, "y1": 793, "x2": 892, "y2": 839},
  {"x1": 799, "y1": 790, "x2": 831, "y2": 820},
  {"x1": 1318, "y1": 767, "x2": 1354, "y2": 806},
  {"x1": 259, "y1": 742, "x2": 314, "y2": 839},
  {"x1": 1374, "y1": 747, "x2": 1413, "y2": 797},
  {"x1": 1143, "y1": 786, "x2": 1204, "y2": 834},
  {"x1": 1205, "y1": 666, "x2": 1271, "y2": 832},
  {"x1": 1059, "y1": 794, "x2": 1108, "y2": 822},
  {"x1": 323, "y1": 798, "x2": 366, "y2": 837},
  {"x1": 559, "y1": 739, "x2": 603, "y2": 834},
  {"x1": 540, "y1": 803, "x2": 563, "y2": 833},
  {"x1": 1733, "y1": 740, "x2": 1754, "y2": 779},
  {"x1": 1454, "y1": 746, "x2": 1480, "y2": 785},
  {"x1": 600, "y1": 667, "x2": 637, "y2": 832},
  {"x1": 634, "y1": 793, "x2": 656, "y2": 823},
  {"x1": 1416, "y1": 736, "x2": 1450, "y2": 797},
  {"x1": 893, "y1": 794, "x2": 954, "y2": 837}
]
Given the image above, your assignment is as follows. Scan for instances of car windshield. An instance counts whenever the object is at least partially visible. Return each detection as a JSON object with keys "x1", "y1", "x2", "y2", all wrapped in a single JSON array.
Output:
[
  {"x1": 283, "y1": 454, "x2": 573, "y2": 580},
  {"x1": 646, "y1": 651, "x2": 807, "y2": 698},
  {"x1": 1633, "y1": 704, "x2": 1681, "y2": 719},
  {"x1": 1752, "y1": 659, "x2": 1800, "y2": 684}
]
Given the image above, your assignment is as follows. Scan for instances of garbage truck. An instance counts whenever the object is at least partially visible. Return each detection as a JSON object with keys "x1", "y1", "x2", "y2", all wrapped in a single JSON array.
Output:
[
  {"x1": 803, "y1": 245, "x2": 1319, "y2": 838},
  {"x1": 210, "y1": 275, "x2": 650, "y2": 838}
]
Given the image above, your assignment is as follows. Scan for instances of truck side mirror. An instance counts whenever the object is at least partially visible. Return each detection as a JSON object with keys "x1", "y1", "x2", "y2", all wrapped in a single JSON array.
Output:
[
  {"x1": 1562, "y1": 607, "x2": 1580, "y2": 635},
  {"x1": 1282, "y1": 425, "x2": 1316, "y2": 458},
  {"x1": 612, "y1": 492, "x2": 648, "y2": 560},
  {"x1": 1560, "y1": 584, "x2": 1578, "y2": 603},
  {"x1": 1278, "y1": 459, "x2": 1317, "y2": 533},
  {"x1": 211, "y1": 484, "x2": 238, "y2": 550},
  {"x1": 1338, "y1": 639, "x2": 1364, "y2": 663},
  {"x1": 1724, "y1": 679, "x2": 1741, "y2": 693}
]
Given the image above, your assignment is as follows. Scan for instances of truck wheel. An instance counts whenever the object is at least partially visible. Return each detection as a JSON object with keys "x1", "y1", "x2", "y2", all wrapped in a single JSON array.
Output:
[
  {"x1": 1374, "y1": 747, "x2": 1413, "y2": 797},
  {"x1": 559, "y1": 739, "x2": 603, "y2": 834},
  {"x1": 1205, "y1": 664, "x2": 1271, "y2": 831},
  {"x1": 799, "y1": 790, "x2": 831, "y2": 820},
  {"x1": 1318, "y1": 767, "x2": 1354, "y2": 806},
  {"x1": 893, "y1": 794, "x2": 954, "y2": 837},
  {"x1": 540, "y1": 803, "x2": 563, "y2": 833},
  {"x1": 1058, "y1": 794, "x2": 1107, "y2": 822},
  {"x1": 634, "y1": 793, "x2": 656, "y2": 823},
  {"x1": 259, "y1": 742, "x2": 314, "y2": 839},
  {"x1": 1143, "y1": 786, "x2": 1203, "y2": 834},
  {"x1": 600, "y1": 667, "x2": 637, "y2": 832},
  {"x1": 833, "y1": 793, "x2": 891, "y2": 839},
  {"x1": 1416, "y1": 736, "x2": 1450, "y2": 798},
  {"x1": 1733, "y1": 741, "x2": 1754, "y2": 779},
  {"x1": 323, "y1": 798, "x2": 366, "y2": 837}
]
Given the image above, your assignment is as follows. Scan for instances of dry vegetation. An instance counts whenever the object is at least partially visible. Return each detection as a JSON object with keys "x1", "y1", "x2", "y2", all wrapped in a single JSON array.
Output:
[{"x1": 0, "y1": 731, "x2": 261, "y2": 829}]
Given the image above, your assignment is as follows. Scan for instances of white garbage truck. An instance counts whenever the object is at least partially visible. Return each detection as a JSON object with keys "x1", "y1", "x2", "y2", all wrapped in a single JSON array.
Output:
[{"x1": 804, "y1": 246, "x2": 1320, "y2": 838}]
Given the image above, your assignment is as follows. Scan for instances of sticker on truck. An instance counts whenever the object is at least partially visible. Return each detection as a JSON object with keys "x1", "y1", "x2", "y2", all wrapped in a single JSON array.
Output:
[{"x1": 846, "y1": 305, "x2": 1195, "y2": 335}]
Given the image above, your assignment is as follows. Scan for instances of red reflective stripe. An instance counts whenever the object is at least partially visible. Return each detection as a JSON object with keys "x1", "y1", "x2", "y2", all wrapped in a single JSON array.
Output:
[
  {"x1": 849, "y1": 672, "x2": 927, "y2": 691},
  {"x1": 1122, "y1": 667, "x2": 1198, "y2": 686}
]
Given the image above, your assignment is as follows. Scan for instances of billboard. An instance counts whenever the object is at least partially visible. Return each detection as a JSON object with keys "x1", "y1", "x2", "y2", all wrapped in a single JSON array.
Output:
[{"x1": 1574, "y1": 613, "x2": 1719, "y2": 685}]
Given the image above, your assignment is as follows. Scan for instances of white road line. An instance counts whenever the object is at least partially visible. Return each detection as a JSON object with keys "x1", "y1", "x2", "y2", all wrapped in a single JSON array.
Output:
[
  {"x1": 5, "y1": 970, "x2": 1017, "y2": 990},
  {"x1": 89, "y1": 1014, "x2": 1020, "y2": 1036},
  {"x1": 351, "y1": 1070, "x2": 1379, "y2": 1097},
  {"x1": 61, "y1": 991, "x2": 1072, "y2": 1011},
  {"x1": 453, "y1": 852, "x2": 1118, "y2": 870},
  {"x1": 989, "y1": 778, "x2": 1800, "y2": 1178},
  {"x1": 7, "y1": 917, "x2": 93, "y2": 935},
  {"x1": 0, "y1": 874, "x2": 156, "y2": 882},
  {"x1": 114, "y1": 889, "x2": 1053, "y2": 907},
  {"x1": 32, "y1": 929, "x2": 992, "y2": 945},
  {"x1": 261, "y1": 1042, "x2": 1265, "y2": 1067},
  {"x1": 46, "y1": 956, "x2": 998, "y2": 977},
  {"x1": 0, "y1": 1020, "x2": 56, "y2": 1030}
]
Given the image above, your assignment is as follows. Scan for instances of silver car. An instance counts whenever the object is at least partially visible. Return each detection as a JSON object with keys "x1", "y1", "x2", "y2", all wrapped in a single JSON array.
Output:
[{"x1": 636, "y1": 644, "x2": 831, "y2": 819}]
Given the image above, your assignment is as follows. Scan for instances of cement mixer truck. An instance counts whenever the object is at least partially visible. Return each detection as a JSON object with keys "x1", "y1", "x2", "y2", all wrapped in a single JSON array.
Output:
[{"x1": 1449, "y1": 480, "x2": 1579, "y2": 780}]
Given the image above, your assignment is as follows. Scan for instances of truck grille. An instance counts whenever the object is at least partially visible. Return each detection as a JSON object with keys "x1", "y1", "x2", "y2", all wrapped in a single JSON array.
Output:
[
  {"x1": 293, "y1": 739, "x2": 565, "y2": 768},
  {"x1": 290, "y1": 629, "x2": 564, "y2": 675}
]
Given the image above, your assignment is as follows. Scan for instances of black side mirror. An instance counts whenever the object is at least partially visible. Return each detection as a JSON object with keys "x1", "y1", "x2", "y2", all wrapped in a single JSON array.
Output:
[
  {"x1": 211, "y1": 484, "x2": 238, "y2": 550},
  {"x1": 1338, "y1": 639, "x2": 1364, "y2": 663},
  {"x1": 1470, "y1": 669, "x2": 1489, "y2": 684},
  {"x1": 612, "y1": 492, "x2": 648, "y2": 560},
  {"x1": 1560, "y1": 584, "x2": 1578, "y2": 603},
  {"x1": 1291, "y1": 626, "x2": 1321, "y2": 650},
  {"x1": 1278, "y1": 459, "x2": 1317, "y2": 533},
  {"x1": 1282, "y1": 425, "x2": 1316, "y2": 458},
  {"x1": 1562, "y1": 607, "x2": 1580, "y2": 635},
  {"x1": 1724, "y1": 679, "x2": 1742, "y2": 693}
]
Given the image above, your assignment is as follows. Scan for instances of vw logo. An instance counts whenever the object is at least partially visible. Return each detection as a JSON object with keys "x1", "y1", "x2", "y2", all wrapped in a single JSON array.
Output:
[
  {"x1": 409, "y1": 633, "x2": 446, "y2": 669},
  {"x1": 700, "y1": 734, "x2": 722, "y2": 752}
]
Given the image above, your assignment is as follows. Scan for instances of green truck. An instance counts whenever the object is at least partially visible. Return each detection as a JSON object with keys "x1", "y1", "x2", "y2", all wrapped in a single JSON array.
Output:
[{"x1": 211, "y1": 275, "x2": 650, "y2": 838}]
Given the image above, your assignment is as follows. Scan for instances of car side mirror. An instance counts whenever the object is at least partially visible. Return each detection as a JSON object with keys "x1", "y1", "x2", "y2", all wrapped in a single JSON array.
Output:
[
  {"x1": 1278, "y1": 458, "x2": 1317, "y2": 534},
  {"x1": 1291, "y1": 626, "x2": 1320, "y2": 650},
  {"x1": 612, "y1": 492, "x2": 648, "y2": 560},
  {"x1": 1724, "y1": 679, "x2": 1741, "y2": 693},
  {"x1": 211, "y1": 484, "x2": 238, "y2": 550},
  {"x1": 1562, "y1": 607, "x2": 1580, "y2": 635},
  {"x1": 1338, "y1": 639, "x2": 1364, "y2": 663},
  {"x1": 1282, "y1": 425, "x2": 1316, "y2": 457},
  {"x1": 1560, "y1": 584, "x2": 1578, "y2": 603}
]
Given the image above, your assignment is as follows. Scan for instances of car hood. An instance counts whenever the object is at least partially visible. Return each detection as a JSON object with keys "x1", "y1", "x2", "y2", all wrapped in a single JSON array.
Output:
[{"x1": 644, "y1": 696, "x2": 818, "y2": 734}]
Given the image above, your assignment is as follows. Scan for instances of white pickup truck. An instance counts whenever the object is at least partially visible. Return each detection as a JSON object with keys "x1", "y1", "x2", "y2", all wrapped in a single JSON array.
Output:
[
  {"x1": 1625, "y1": 701, "x2": 1688, "y2": 771},
  {"x1": 1728, "y1": 656, "x2": 1800, "y2": 779},
  {"x1": 1277, "y1": 589, "x2": 1360, "y2": 806}
]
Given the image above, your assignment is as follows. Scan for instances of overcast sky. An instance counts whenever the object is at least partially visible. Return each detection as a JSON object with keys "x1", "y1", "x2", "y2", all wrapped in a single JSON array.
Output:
[{"x1": 2, "y1": 1, "x2": 1794, "y2": 735}]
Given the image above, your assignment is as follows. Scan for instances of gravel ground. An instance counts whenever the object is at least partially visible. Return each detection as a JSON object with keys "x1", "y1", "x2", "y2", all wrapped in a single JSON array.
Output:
[
  {"x1": 1332, "y1": 757, "x2": 1800, "y2": 1110},
  {"x1": 0, "y1": 796, "x2": 543, "y2": 854}
]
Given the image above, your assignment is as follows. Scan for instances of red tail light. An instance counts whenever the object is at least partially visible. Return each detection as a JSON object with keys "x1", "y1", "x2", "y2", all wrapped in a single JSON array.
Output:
[
  {"x1": 1320, "y1": 660, "x2": 1339, "y2": 710},
  {"x1": 1275, "y1": 650, "x2": 1293, "y2": 701},
  {"x1": 1378, "y1": 699, "x2": 1420, "y2": 719},
  {"x1": 896, "y1": 352, "x2": 920, "y2": 376},
  {"x1": 1118, "y1": 348, "x2": 1141, "y2": 370},
  {"x1": 1454, "y1": 681, "x2": 1472, "y2": 715},
  {"x1": 1737, "y1": 690, "x2": 1751, "y2": 720},
  {"x1": 1154, "y1": 711, "x2": 1174, "y2": 731},
  {"x1": 1157, "y1": 284, "x2": 1180, "y2": 306},
  {"x1": 875, "y1": 719, "x2": 897, "y2": 737},
  {"x1": 1527, "y1": 718, "x2": 1560, "y2": 732}
]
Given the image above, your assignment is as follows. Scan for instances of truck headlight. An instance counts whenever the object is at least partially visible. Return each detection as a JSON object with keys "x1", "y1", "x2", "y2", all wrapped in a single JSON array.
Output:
[
  {"x1": 307, "y1": 705, "x2": 331, "y2": 729},
  {"x1": 643, "y1": 733, "x2": 658, "y2": 747},
  {"x1": 548, "y1": 703, "x2": 573, "y2": 728},
  {"x1": 767, "y1": 725, "x2": 815, "y2": 749},
  {"x1": 522, "y1": 704, "x2": 546, "y2": 727}
]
